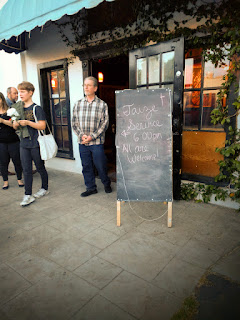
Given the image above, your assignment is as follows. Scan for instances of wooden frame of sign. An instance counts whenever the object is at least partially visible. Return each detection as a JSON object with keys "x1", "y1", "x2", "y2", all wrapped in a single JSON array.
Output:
[
  {"x1": 117, "y1": 200, "x2": 172, "y2": 227},
  {"x1": 116, "y1": 89, "x2": 173, "y2": 228}
]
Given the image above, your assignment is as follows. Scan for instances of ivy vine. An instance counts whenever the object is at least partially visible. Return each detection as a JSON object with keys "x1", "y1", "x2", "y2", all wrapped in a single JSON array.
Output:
[{"x1": 56, "y1": 0, "x2": 240, "y2": 207}]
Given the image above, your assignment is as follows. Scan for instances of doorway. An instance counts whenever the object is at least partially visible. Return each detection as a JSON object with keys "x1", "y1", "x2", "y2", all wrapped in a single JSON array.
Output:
[
  {"x1": 38, "y1": 60, "x2": 73, "y2": 159},
  {"x1": 91, "y1": 55, "x2": 129, "y2": 181}
]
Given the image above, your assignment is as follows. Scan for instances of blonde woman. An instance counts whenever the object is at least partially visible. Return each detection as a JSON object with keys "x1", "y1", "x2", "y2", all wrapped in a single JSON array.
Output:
[{"x1": 0, "y1": 92, "x2": 23, "y2": 189}]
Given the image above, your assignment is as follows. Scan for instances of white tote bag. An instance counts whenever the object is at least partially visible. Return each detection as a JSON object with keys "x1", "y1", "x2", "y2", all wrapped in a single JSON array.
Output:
[{"x1": 33, "y1": 105, "x2": 58, "y2": 161}]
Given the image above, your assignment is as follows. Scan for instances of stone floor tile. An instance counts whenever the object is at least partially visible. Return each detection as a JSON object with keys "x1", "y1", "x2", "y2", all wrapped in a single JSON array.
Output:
[
  {"x1": 0, "y1": 263, "x2": 31, "y2": 306},
  {"x1": 47, "y1": 213, "x2": 103, "y2": 239},
  {"x1": 82, "y1": 228, "x2": 120, "y2": 250},
  {"x1": 0, "y1": 308, "x2": 10, "y2": 320},
  {"x1": 99, "y1": 231, "x2": 179, "y2": 281},
  {"x1": 153, "y1": 257, "x2": 204, "y2": 298},
  {"x1": 33, "y1": 233, "x2": 100, "y2": 271},
  {"x1": 101, "y1": 271, "x2": 182, "y2": 320},
  {"x1": 74, "y1": 256, "x2": 122, "y2": 289},
  {"x1": 87, "y1": 208, "x2": 116, "y2": 224},
  {"x1": 101, "y1": 210, "x2": 144, "y2": 236},
  {"x1": 9, "y1": 224, "x2": 61, "y2": 252},
  {"x1": 6, "y1": 249, "x2": 62, "y2": 284},
  {"x1": 0, "y1": 221, "x2": 23, "y2": 241},
  {"x1": 212, "y1": 247, "x2": 240, "y2": 282},
  {"x1": 71, "y1": 294, "x2": 136, "y2": 320},
  {"x1": 135, "y1": 219, "x2": 195, "y2": 246},
  {"x1": 2, "y1": 269, "x2": 98, "y2": 320},
  {"x1": 9, "y1": 211, "x2": 50, "y2": 231},
  {"x1": 176, "y1": 238, "x2": 220, "y2": 269}
]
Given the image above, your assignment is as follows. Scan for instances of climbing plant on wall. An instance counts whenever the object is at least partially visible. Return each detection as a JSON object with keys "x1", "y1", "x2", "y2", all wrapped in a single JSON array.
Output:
[{"x1": 57, "y1": 0, "x2": 240, "y2": 205}]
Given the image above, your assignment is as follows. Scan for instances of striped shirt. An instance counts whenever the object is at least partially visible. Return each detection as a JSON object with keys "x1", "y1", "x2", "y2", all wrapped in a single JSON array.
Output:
[{"x1": 72, "y1": 95, "x2": 109, "y2": 145}]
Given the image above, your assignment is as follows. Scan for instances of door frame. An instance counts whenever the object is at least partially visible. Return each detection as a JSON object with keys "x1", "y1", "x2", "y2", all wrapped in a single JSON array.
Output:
[
  {"x1": 129, "y1": 37, "x2": 185, "y2": 199},
  {"x1": 37, "y1": 58, "x2": 74, "y2": 159}
]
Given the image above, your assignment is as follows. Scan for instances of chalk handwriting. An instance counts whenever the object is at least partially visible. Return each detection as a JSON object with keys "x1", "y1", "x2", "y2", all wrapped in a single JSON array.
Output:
[{"x1": 122, "y1": 104, "x2": 159, "y2": 120}]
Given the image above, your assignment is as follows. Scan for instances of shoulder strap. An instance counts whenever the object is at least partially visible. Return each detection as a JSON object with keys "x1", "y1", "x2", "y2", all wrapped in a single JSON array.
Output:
[{"x1": 33, "y1": 104, "x2": 53, "y2": 135}]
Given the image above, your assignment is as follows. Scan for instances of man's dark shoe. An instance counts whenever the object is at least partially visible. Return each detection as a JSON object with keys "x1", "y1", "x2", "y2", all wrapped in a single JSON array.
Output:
[
  {"x1": 81, "y1": 189, "x2": 98, "y2": 197},
  {"x1": 104, "y1": 185, "x2": 112, "y2": 193}
]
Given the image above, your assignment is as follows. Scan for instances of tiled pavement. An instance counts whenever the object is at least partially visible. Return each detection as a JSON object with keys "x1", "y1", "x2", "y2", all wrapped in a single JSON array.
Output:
[{"x1": 0, "y1": 169, "x2": 239, "y2": 320}]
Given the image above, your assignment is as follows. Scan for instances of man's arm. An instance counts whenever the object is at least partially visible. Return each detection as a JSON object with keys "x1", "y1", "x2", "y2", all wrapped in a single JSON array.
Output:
[
  {"x1": 90, "y1": 102, "x2": 109, "y2": 141},
  {"x1": 71, "y1": 101, "x2": 85, "y2": 141}
]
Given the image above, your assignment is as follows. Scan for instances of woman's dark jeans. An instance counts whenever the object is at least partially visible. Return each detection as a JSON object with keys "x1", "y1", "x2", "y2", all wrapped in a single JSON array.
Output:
[
  {"x1": 20, "y1": 146, "x2": 48, "y2": 195},
  {"x1": 0, "y1": 141, "x2": 22, "y2": 181},
  {"x1": 79, "y1": 143, "x2": 110, "y2": 191}
]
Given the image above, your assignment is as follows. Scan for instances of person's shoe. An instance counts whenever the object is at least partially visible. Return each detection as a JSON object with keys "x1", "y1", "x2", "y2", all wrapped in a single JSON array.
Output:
[
  {"x1": 8, "y1": 171, "x2": 15, "y2": 175},
  {"x1": 81, "y1": 189, "x2": 98, "y2": 197},
  {"x1": 20, "y1": 195, "x2": 35, "y2": 206},
  {"x1": 104, "y1": 185, "x2": 112, "y2": 193},
  {"x1": 34, "y1": 188, "x2": 49, "y2": 198},
  {"x1": 2, "y1": 185, "x2": 9, "y2": 190}
]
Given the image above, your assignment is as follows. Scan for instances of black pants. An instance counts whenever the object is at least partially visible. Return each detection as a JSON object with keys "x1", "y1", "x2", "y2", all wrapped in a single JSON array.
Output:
[
  {"x1": 20, "y1": 146, "x2": 48, "y2": 195},
  {"x1": 0, "y1": 141, "x2": 22, "y2": 181}
]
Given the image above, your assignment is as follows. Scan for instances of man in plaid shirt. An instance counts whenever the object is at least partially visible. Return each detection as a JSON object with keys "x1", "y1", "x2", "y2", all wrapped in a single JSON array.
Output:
[{"x1": 72, "y1": 76, "x2": 112, "y2": 197}]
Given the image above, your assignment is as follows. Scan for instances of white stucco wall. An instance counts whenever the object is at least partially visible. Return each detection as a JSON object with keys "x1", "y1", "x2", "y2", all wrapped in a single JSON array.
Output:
[
  {"x1": 0, "y1": 50, "x2": 22, "y2": 96},
  {"x1": 18, "y1": 22, "x2": 84, "y2": 174}
]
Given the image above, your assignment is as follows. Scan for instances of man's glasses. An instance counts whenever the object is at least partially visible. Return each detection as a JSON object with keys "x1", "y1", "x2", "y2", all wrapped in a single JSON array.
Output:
[{"x1": 83, "y1": 84, "x2": 94, "y2": 87}]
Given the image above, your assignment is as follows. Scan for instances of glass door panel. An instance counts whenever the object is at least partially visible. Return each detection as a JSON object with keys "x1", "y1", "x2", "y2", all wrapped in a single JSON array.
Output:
[
  {"x1": 47, "y1": 67, "x2": 73, "y2": 158},
  {"x1": 149, "y1": 54, "x2": 160, "y2": 83},
  {"x1": 161, "y1": 51, "x2": 175, "y2": 82},
  {"x1": 137, "y1": 58, "x2": 147, "y2": 85},
  {"x1": 183, "y1": 91, "x2": 200, "y2": 129}
]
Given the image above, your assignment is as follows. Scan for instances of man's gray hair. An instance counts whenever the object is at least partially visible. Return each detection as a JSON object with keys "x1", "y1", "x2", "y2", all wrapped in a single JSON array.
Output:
[
  {"x1": 7, "y1": 87, "x2": 12, "y2": 94},
  {"x1": 84, "y1": 76, "x2": 98, "y2": 87}
]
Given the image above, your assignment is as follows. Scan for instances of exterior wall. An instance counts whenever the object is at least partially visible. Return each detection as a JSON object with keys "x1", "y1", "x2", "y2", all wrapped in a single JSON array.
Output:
[
  {"x1": 0, "y1": 50, "x2": 22, "y2": 96},
  {"x1": 19, "y1": 22, "x2": 84, "y2": 174}
]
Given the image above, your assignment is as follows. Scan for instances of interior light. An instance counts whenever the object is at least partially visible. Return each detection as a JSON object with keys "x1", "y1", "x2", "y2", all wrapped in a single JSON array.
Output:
[
  {"x1": 51, "y1": 78, "x2": 57, "y2": 88},
  {"x1": 98, "y1": 72, "x2": 104, "y2": 83}
]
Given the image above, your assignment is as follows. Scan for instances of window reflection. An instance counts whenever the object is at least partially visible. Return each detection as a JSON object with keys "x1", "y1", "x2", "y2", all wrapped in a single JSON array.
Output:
[
  {"x1": 183, "y1": 49, "x2": 228, "y2": 131},
  {"x1": 59, "y1": 70, "x2": 66, "y2": 98},
  {"x1": 51, "y1": 71, "x2": 58, "y2": 96},
  {"x1": 137, "y1": 58, "x2": 147, "y2": 85},
  {"x1": 149, "y1": 55, "x2": 160, "y2": 83},
  {"x1": 183, "y1": 91, "x2": 200, "y2": 129},
  {"x1": 201, "y1": 90, "x2": 224, "y2": 130},
  {"x1": 162, "y1": 51, "x2": 174, "y2": 82},
  {"x1": 185, "y1": 56, "x2": 202, "y2": 89},
  {"x1": 204, "y1": 59, "x2": 229, "y2": 88}
]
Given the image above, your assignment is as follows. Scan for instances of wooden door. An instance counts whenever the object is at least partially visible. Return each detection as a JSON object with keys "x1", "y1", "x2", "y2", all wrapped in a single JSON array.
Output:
[{"x1": 129, "y1": 37, "x2": 184, "y2": 199}]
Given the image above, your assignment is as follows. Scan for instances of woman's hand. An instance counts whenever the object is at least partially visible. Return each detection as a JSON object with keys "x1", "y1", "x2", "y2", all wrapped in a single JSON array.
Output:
[
  {"x1": 13, "y1": 120, "x2": 20, "y2": 130},
  {"x1": 18, "y1": 120, "x2": 29, "y2": 127}
]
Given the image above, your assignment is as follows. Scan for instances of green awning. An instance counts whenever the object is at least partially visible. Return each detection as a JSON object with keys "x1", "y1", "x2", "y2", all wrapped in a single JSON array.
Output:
[{"x1": 0, "y1": 0, "x2": 114, "y2": 42}]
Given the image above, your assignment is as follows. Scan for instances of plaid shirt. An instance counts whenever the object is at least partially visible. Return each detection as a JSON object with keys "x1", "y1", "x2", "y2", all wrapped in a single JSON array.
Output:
[{"x1": 72, "y1": 95, "x2": 109, "y2": 145}]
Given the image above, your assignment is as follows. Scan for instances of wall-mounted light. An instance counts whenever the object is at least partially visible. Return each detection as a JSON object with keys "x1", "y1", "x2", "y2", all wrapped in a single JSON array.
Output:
[
  {"x1": 98, "y1": 72, "x2": 104, "y2": 83},
  {"x1": 51, "y1": 78, "x2": 57, "y2": 88}
]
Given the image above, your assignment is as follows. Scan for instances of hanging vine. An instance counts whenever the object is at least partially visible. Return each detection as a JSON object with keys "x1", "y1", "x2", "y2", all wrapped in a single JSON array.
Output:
[{"x1": 56, "y1": 0, "x2": 240, "y2": 206}]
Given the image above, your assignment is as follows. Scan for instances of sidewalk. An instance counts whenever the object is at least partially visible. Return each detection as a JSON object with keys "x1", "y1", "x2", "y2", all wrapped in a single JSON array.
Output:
[{"x1": 0, "y1": 169, "x2": 239, "y2": 320}]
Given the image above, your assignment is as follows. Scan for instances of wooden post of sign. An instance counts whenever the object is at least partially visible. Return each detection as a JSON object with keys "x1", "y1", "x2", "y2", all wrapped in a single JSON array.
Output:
[
  {"x1": 117, "y1": 200, "x2": 121, "y2": 226},
  {"x1": 168, "y1": 202, "x2": 172, "y2": 227}
]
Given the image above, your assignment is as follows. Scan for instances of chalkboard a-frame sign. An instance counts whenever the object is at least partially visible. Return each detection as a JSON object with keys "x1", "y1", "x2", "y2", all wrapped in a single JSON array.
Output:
[{"x1": 116, "y1": 88, "x2": 173, "y2": 204}]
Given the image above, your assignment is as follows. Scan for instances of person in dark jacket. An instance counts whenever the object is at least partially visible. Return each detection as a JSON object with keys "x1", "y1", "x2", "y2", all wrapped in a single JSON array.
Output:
[{"x1": 0, "y1": 92, "x2": 24, "y2": 189}]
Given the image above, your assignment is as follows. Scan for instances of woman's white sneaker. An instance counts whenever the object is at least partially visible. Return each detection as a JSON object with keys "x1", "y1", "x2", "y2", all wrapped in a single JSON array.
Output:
[
  {"x1": 34, "y1": 188, "x2": 49, "y2": 198},
  {"x1": 20, "y1": 195, "x2": 35, "y2": 206}
]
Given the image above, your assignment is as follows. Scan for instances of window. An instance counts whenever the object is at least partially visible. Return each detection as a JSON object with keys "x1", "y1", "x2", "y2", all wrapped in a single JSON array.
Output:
[{"x1": 183, "y1": 49, "x2": 229, "y2": 131}]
